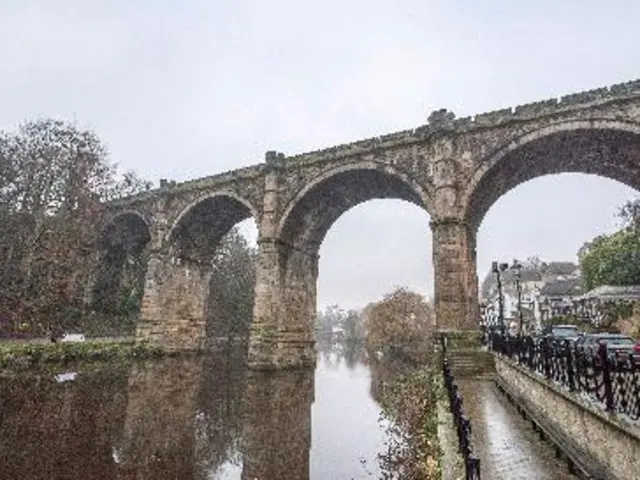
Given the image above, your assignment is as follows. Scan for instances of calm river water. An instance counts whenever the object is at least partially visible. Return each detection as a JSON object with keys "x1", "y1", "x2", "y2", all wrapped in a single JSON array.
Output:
[{"x1": 0, "y1": 343, "x2": 389, "y2": 479}]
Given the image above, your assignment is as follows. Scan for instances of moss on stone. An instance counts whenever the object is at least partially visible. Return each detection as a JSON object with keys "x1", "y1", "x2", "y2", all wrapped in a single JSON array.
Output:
[{"x1": 0, "y1": 340, "x2": 175, "y2": 370}]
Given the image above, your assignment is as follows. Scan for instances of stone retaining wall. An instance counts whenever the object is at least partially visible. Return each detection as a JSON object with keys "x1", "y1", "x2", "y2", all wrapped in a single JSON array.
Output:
[{"x1": 495, "y1": 355, "x2": 640, "y2": 480}]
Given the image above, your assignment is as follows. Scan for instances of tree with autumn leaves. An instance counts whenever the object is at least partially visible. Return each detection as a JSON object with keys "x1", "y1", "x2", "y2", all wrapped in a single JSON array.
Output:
[
  {"x1": 0, "y1": 118, "x2": 260, "y2": 339},
  {"x1": 0, "y1": 119, "x2": 151, "y2": 336},
  {"x1": 363, "y1": 287, "x2": 435, "y2": 363}
]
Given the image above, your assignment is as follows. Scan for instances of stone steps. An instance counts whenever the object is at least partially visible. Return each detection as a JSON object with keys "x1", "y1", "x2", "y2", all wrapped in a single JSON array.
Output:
[{"x1": 445, "y1": 349, "x2": 495, "y2": 378}]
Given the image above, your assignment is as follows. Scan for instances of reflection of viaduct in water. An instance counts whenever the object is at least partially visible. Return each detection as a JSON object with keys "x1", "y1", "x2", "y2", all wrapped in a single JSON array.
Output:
[
  {"x1": 117, "y1": 352, "x2": 314, "y2": 479},
  {"x1": 117, "y1": 356, "x2": 205, "y2": 478},
  {"x1": 242, "y1": 369, "x2": 315, "y2": 480},
  {"x1": 117, "y1": 349, "x2": 250, "y2": 479},
  {"x1": 0, "y1": 367, "x2": 131, "y2": 480},
  {"x1": 0, "y1": 349, "x2": 316, "y2": 479}
]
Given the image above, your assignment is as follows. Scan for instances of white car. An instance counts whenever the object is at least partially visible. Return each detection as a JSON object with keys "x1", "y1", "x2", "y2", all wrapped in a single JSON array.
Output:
[{"x1": 60, "y1": 333, "x2": 85, "y2": 343}]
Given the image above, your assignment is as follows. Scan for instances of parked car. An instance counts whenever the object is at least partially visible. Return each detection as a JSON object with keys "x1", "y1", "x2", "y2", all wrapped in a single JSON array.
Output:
[
  {"x1": 541, "y1": 324, "x2": 582, "y2": 344},
  {"x1": 575, "y1": 333, "x2": 639, "y2": 363}
]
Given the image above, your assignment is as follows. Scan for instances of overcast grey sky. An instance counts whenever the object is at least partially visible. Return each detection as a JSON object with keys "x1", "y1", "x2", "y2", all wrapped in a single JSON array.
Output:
[{"x1": 1, "y1": 1, "x2": 639, "y2": 309}]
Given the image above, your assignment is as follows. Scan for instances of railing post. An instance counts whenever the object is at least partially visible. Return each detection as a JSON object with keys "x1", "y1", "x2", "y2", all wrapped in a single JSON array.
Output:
[
  {"x1": 526, "y1": 336, "x2": 535, "y2": 369},
  {"x1": 467, "y1": 455, "x2": 481, "y2": 480},
  {"x1": 542, "y1": 337, "x2": 552, "y2": 379},
  {"x1": 441, "y1": 333, "x2": 447, "y2": 357},
  {"x1": 565, "y1": 340, "x2": 575, "y2": 391},
  {"x1": 598, "y1": 342, "x2": 615, "y2": 412}
]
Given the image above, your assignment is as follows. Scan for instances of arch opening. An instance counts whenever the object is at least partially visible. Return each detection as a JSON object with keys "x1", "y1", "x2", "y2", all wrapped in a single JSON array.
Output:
[
  {"x1": 464, "y1": 126, "x2": 640, "y2": 235},
  {"x1": 314, "y1": 199, "x2": 434, "y2": 363},
  {"x1": 279, "y1": 167, "x2": 428, "y2": 268},
  {"x1": 166, "y1": 194, "x2": 258, "y2": 346},
  {"x1": 168, "y1": 194, "x2": 254, "y2": 263},
  {"x1": 471, "y1": 125, "x2": 640, "y2": 337},
  {"x1": 91, "y1": 212, "x2": 151, "y2": 334},
  {"x1": 276, "y1": 166, "x2": 434, "y2": 361}
]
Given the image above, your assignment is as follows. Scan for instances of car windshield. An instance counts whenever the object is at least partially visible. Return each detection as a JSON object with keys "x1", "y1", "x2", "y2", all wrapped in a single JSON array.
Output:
[
  {"x1": 599, "y1": 336, "x2": 634, "y2": 346},
  {"x1": 553, "y1": 327, "x2": 578, "y2": 337}
]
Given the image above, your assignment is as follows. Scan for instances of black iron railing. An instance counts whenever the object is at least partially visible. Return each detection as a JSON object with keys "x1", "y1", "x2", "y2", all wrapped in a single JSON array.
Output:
[
  {"x1": 491, "y1": 333, "x2": 640, "y2": 421},
  {"x1": 441, "y1": 337, "x2": 481, "y2": 480}
]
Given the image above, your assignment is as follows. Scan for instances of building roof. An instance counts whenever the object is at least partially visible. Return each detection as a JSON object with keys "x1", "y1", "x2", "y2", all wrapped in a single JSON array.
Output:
[
  {"x1": 542, "y1": 261, "x2": 579, "y2": 276},
  {"x1": 577, "y1": 285, "x2": 640, "y2": 302},
  {"x1": 520, "y1": 270, "x2": 542, "y2": 282},
  {"x1": 539, "y1": 278, "x2": 583, "y2": 297}
]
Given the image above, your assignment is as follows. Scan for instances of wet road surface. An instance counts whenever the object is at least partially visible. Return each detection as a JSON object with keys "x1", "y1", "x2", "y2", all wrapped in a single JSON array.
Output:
[{"x1": 457, "y1": 380, "x2": 576, "y2": 480}]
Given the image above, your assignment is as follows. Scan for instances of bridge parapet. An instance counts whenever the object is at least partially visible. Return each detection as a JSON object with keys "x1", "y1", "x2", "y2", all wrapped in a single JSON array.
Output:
[
  {"x1": 106, "y1": 163, "x2": 265, "y2": 209},
  {"x1": 106, "y1": 77, "x2": 640, "y2": 210},
  {"x1": 283, "y1": 78, "x2": 640, "y2": 166}
]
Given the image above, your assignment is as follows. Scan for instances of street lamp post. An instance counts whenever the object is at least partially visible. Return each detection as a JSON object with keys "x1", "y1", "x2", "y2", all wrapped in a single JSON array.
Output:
[
  {"x1": 542, "y1": 297, "x2": 550, "y2": 328},
  {"x1": 479, "y1": 301, "x2": 487, "y2": 344},
  {"x1": 511, "y1": 260, "x2": 524, "y2": 337},
  {"x1": 492, "y1": 261, "x2": 509, "y2": 335}
]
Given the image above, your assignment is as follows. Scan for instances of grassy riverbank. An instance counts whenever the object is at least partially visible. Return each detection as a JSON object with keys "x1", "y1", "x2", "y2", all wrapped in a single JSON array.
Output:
[
  {"x1": 374, "y1": 361, "x2": 443, "y2": 479},
  {"x1": 0, "y1": 340, "x2": 173, "y2": 370}
]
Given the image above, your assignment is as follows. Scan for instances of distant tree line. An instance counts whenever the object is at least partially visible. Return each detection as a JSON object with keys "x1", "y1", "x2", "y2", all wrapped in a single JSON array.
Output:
[
  {"x1": 314, "y1": 304, "x2": 364, "y2": 349},
  {"x1": 314, "y1": 287, "x2": 435, "y2": 365}
]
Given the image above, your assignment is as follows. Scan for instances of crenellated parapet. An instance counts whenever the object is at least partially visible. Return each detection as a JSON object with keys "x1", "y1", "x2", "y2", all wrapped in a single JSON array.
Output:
[{"x1": 279, "y1": 78, "x2": 640, "y2": 166}]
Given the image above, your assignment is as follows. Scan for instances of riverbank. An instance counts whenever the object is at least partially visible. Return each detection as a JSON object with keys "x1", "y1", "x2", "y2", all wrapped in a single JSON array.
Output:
[
  {"x1": 373, "y1": 360, "x2": 443, "y2": 479},
  {"x1": 0, "y1": 340, "x2": 175, "y2": 370}
]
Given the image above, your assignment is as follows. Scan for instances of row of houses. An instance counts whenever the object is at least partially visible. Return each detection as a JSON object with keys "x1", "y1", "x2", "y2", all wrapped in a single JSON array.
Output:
[{"x1": 480, "y1": 261, "x2": 584, "y2": 332}]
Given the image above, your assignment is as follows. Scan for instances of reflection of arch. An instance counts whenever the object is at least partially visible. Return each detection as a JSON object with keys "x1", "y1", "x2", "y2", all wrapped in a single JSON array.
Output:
[
  {"x1": 277, "y1": 162, "x2": 433, "y2": 256},
  {"x1": 462, "y1": 120, "x2": 640, "y2": 234}
]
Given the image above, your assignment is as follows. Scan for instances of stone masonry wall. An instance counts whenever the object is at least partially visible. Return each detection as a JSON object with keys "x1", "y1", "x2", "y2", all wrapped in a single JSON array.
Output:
[
  {"x1": 137, "y1": 254, "x2": 210, "y2": 350},
  {"x1": 431, "y1": 219, "x2": 478, "y2": 330},
  {"x1": 495, "y1": 355, "x2": 640, "y2": 479}
]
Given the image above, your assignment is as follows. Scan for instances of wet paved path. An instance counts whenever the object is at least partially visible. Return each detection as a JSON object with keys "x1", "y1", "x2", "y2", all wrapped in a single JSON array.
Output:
[{"x1": 457, "y1": 380, "x2": 576, "y2": 480}]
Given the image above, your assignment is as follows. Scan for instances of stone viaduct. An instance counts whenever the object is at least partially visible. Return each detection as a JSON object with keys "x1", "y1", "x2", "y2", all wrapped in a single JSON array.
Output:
[{"x1": 100, "y1": 79, "x2": 640, "y2": 369}]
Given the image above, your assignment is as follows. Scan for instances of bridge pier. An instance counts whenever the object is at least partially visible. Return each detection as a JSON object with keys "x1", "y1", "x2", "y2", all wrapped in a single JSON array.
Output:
[
  {"x1": 432, "y1": 218, "x2": 481, "y2": 346},
  {"x1": 248, "y1": 239, "x2": 316, "y2": 370},
  {"x1": 137, "y1": 252, "x2": 210, "y2": 350},
  {"x1": 431, "y1": 218, "x2": 479, "y2": 330}
]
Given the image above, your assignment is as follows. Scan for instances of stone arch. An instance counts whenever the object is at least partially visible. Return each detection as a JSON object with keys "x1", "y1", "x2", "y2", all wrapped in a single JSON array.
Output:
[
  {"x1": 101, "y1": 209, "x2": 152, "y2": 237},
  {"x1": 91, "y1": 211, "x2": 152, "y2": 324},
  {"x1": 461, "y1": 119, "x2": 640, "y2": 234},
  {"x1": 159, "y1": 191, "x2": 258, "y2": 346},
  {"x1": 165, "y1": 191, "x2": 257, "y2": 262},
  {"x1": 166, "y1": 191, "x2": 259, "y2": 248},
  {"x1": 264, "y1": 161, "x2": 432, "y2": 361},
  {"x1": 277, "y1": 161, "x2": 433, "y2": 260}
]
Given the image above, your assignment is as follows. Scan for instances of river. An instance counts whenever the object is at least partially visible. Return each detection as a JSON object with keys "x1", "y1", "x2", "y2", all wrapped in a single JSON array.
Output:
[{"x1": 0, "y1": 343, "x2": 389, "y2": 479}]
